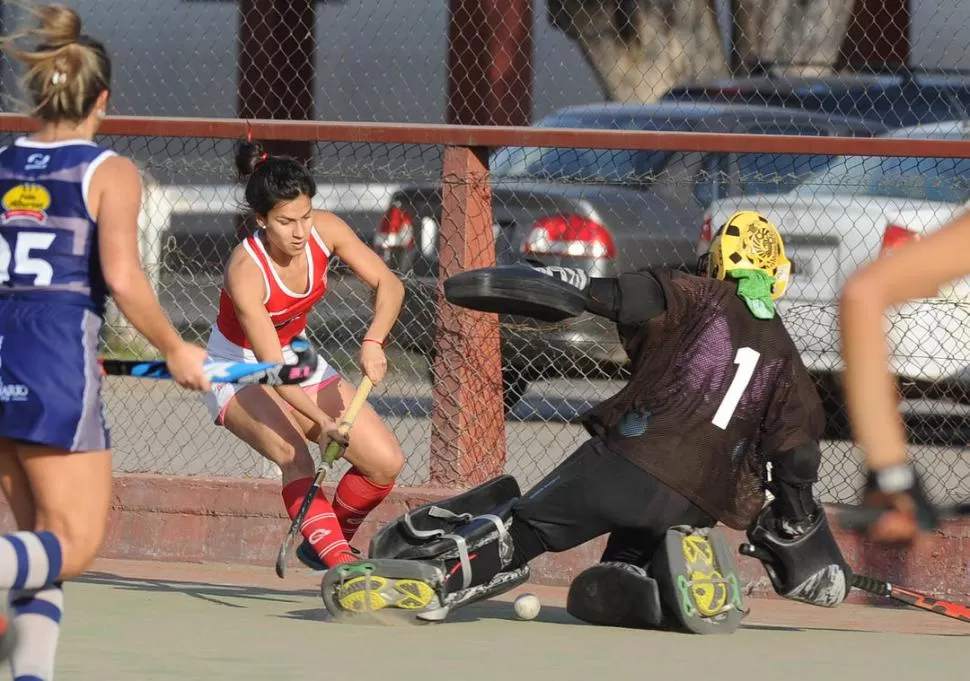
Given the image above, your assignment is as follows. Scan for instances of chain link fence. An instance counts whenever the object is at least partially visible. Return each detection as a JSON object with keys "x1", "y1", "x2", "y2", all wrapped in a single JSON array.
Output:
[
  {"x1": 0, "y1": 122, "x2": 956, "y2": 507},
  {"x1": 0, "y1": 0, "x2": 969, "y2": 506},
  {"x1": 3, "y1": 2, "x2": 967, "y2": 130}
]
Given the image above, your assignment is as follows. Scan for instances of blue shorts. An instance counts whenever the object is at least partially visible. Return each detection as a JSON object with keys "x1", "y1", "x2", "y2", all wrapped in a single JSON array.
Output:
[{"x1": 0, "y1": 298, "x2": 110, "y2": 452}]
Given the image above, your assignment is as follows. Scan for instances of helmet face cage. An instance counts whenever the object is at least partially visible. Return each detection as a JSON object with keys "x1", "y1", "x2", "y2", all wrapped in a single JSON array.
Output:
[{"x1": 699, "y1": 211, "x2": 790, "y2": 300}]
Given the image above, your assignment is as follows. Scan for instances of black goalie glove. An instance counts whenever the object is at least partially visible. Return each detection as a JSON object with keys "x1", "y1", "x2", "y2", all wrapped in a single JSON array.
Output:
[{"x1": 741, "y1": 500, "x2": 852, "y2": 608}]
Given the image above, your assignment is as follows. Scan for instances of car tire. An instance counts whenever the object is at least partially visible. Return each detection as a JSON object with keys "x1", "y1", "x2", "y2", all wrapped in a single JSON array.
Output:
[{"x1": 502, "y1": 365, "x2": 535, "y2": 413}]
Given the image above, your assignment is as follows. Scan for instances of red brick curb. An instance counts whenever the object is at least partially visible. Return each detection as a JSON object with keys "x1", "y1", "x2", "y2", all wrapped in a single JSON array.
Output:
[{"x1": 3, "y1": 474, "x2": 963, "y2": 604}]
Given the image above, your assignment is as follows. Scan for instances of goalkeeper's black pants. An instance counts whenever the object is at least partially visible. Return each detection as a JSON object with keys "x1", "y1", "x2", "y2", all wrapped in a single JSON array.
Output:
[{"x1": 508, "y1": 437, "x2": 716, "y2": 569}]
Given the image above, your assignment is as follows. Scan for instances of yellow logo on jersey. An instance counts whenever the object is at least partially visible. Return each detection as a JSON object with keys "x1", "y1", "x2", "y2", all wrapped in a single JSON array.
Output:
[{"x1": 2, "y1": 184, "x2": 51, "y2": 223}]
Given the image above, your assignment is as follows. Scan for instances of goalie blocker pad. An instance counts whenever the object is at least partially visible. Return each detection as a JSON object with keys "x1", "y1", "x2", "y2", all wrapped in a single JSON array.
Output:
[{"x1": 443, "y1": 265, "x2": 587, "y2": 322}]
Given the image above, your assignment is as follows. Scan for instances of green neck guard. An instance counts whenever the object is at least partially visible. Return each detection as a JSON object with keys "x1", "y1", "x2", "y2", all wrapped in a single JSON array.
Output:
[{"x1": 729, "y1": 269, "x2": 776, "y2": 320}]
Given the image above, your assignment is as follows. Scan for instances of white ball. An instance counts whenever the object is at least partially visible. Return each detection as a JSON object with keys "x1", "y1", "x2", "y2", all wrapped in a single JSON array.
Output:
[{"x1": 513, "y1": 593, "x2": 541, "y2": 621}]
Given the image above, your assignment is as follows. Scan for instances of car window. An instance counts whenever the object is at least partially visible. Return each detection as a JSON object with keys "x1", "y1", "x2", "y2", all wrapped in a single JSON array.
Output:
[
  {"x1": 795, "y1": 155, "x2": 970, "y2": 203},
  {"x1": 725, "y1": 125, "x2": 833, "y2": 197},
  {"x1": 489, "y1": 112, "x2": 687, "y2": 183},
  {"x1": 489, "y1": 146, "x2": 668, "y2": 182}
]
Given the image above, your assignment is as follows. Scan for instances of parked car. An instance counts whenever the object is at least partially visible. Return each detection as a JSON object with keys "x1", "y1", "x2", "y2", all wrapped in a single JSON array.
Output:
[
  {"x1": 704, "y1": 120, "x2": 970, "y2": 409},
  {"x1": 377, "y1": 102, "x2": 888, "y2": 409},
  {"x1": 661, "y1": 71, "x2": 970, "y2": 130}
]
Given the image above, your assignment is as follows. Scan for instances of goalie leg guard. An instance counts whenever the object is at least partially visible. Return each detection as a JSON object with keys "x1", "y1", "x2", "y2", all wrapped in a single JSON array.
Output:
[
  {"x1": 566, "y1": 562, "x2": 663, "y2": 629},
  {"x1": 368, "y1": 474, "x2": 521, "y2": 560},
  {"x1": 323, "y1": 497, "x2": 527, "y2": 621},
  {"x1": 651, "y1": 526, "x2": 745, "y2": 635}
]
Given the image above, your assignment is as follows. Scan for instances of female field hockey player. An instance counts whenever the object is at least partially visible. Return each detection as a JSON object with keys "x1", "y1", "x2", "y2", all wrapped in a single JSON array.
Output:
[
  {"x1": 202, "y1": 137, "x2": 407, "y2": 570},
  {"x1": 839, "y1": 208, "x2": 970, "y2": 544},
  {"x1": 0, "y1": 3, "x2": 210, "y2": 676}
]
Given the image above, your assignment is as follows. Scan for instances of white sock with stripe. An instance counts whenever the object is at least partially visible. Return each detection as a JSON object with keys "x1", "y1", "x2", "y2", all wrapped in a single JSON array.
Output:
[
  {"x1": 9, "y1": 584, "x2": 63, "y2": 681},
  {"x1": 0, "y1": 532, "x2": 63, "y2": 591}
]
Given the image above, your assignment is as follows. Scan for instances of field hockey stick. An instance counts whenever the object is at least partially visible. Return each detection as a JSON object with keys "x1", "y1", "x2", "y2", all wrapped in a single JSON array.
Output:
[
  {"x1": 836, "y1": 501, "x2": 970, "y2": 532},
  {"x1": 99, "y1": 337, "x2": 318, "y2": 386},
  {"x1": 849, "y1": 573, "x2": 970, "y2": 623},
  {"x1": 739, "y1": 543, "x2": 970, "y2": 624},
  {"x1": 275, "y1": 376, "x2": 374, "y2": 579}
]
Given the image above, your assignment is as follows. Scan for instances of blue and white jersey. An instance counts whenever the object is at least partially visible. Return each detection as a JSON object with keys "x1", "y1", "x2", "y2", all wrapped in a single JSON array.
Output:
[{"x1": 0, "y1": 138, "x2": 116, "y2": 316}]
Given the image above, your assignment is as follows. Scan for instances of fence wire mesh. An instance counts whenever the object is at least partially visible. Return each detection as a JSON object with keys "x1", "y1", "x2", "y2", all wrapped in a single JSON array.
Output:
[
  {"x1": 6, "y1": 126, "x2": 960, "y2": 507},
  {"x1": 2, "y1": 1, "x2": 966, "y2": 131}
]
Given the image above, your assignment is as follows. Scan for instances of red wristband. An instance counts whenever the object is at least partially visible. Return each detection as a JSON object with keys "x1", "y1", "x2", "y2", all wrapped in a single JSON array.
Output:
[{"x1": 363, "y1": 337, "x2": 386, "y2": 348}]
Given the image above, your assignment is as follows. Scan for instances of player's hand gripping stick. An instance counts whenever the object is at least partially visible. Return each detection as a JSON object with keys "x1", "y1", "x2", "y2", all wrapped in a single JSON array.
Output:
[
  {"x1": 275, "y1": 377, "x2": 374, "y2": 579},
  {"x1": 100, "y1": 337, "x2": 319, "y2": 386}
]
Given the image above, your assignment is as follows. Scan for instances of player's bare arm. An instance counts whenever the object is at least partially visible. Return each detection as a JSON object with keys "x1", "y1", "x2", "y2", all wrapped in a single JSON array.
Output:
[
  {"x1": 223, "y1": 247, "x2": 337, "y2": 431},
  {"x1": 94, "y1": 155, "x2": 209, "y2": 391},
  {"x1": 841, "y1": 209, "x2": 970, "y2": 470},
  {"x1": 316, "y1": 210, "x2": 404, "y2": 384},
  {"x1": 839, "y1": 208, "x2": 970, "y2": 540}
]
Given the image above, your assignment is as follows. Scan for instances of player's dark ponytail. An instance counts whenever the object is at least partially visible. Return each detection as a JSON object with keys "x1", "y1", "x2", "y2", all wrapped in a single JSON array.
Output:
[
  {"x1": 234, "y1": 137, "x2": 316, "y2": 218},
  {"x1": 234, "y1": 138, "x2": 266, "y2": 180}
]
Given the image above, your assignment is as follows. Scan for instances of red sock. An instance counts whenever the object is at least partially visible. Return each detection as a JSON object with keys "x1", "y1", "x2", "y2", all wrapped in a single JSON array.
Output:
[
  {"x1": 281, "y1": 478, "x2": 355, "y2": 567},
  {"x1": 333, "y1": 467, "x2": 395, "y2": 542}
]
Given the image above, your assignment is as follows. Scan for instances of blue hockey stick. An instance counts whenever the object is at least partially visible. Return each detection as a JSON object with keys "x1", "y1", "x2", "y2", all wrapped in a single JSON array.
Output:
[{"x1": 99, "y1": 337, "x2": 319, "y2": 386}]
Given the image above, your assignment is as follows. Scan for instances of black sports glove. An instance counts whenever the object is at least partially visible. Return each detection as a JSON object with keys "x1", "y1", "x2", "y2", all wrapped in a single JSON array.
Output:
[{"x1": 859, "y1": 463, "x2": 939, "y2": 544}]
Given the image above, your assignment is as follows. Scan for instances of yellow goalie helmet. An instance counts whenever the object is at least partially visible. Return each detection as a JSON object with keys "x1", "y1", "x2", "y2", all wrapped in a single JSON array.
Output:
[{"x1": 701, "y1": 211, "x2": 791, "y2": 300}]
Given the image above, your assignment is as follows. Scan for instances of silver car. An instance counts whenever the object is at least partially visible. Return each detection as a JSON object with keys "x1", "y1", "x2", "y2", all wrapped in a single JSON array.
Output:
[
  {"x1": 705, "y1": 120, "x2": 970, "y2": 404},
  {"x1": 378, "y1": 102, "x2": 886, "y2": 409}
]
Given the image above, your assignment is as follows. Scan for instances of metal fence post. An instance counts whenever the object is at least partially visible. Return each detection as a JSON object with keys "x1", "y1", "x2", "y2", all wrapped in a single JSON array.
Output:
[{"x1": 429, "y1": 145, "x2": 506, "y2": 488}]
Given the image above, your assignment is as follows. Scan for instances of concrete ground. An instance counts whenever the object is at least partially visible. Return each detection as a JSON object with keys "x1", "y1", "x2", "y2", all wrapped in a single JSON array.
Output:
[{"x1": 42, "y1": 559, "x2": 970, "y2": 681}]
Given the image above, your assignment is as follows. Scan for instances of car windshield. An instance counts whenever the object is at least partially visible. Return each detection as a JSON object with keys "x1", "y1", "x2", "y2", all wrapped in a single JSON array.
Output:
[
  {"x1": 793, "y1": 154, "x2": 970, "y2": 203},
  {"x1": 489, "y1": 113, "x2": 672, "y2": 182}
]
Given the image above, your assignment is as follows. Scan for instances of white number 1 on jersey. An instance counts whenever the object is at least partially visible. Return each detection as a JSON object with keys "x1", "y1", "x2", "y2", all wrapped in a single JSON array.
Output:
[{"x1": 712, "y1": 347, "x2": 761, "y2": 430}]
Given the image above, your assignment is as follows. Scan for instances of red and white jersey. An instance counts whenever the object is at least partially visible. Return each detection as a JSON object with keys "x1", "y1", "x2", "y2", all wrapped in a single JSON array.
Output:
[{"x1": 215, "y1": 227, "x2": 331, "y2": 348}]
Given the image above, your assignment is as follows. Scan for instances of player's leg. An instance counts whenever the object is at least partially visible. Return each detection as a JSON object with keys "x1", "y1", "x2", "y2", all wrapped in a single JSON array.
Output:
[
  {"x1": 0, "y1": 444, "x2": 53, "y2": 679},
  {"x1": 322, "y1": 439, "x2": 641, "y2": 619},
  {"x1": 0, "y1": 303, "x2": 112, "y2": 673},
  {"x1": 6, "y1": 442, "x2": 112, "y2": 680},
  {"x1": 308, "y1": 378, "x2": 404, "y2": 539},
  {"x1": 288, "y1": 377, "x2": 405, "y2": 569},
  {"x1": 220, "y1": 386, "x2": 355, "y2": 567},
  {"x1": 566, "y1": 528, "x2": 666, "y2": 629},
  {"x1": 525, "y1": 446, "x2": 744, "y2": 634},
  {"x1": 0, "y1": 446, "x2": 36, "y2": 529}
]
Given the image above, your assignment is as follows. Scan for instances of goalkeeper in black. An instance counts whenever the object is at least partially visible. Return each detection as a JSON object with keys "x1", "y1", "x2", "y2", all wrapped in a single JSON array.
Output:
[{"x1": 321, "y1": 211, "x2": 853, "y2": 633}]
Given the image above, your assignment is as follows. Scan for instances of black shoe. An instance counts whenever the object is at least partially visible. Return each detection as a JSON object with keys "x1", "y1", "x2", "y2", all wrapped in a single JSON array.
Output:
[{"x1": 296, "y1": 540, "x2": 362, "y2": 572}]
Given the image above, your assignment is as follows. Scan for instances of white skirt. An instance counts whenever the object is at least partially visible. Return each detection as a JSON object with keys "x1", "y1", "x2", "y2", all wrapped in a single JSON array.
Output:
[{"x1": 201, "y1": 325, "x2": 342, "y2": 425}]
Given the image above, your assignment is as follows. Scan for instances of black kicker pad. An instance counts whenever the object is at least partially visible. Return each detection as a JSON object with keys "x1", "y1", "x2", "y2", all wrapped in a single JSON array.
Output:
[
  {"x1": 567, "y1": 562, "x2": 664, "y2": 629},
  {"x1": 651, "y1": 526, "x2": 746, "y2": 635},
  {"x1": 444, "y1": 265, "x2": 587, "y2": 322},
  {"x1": 369, "y1": 475, "x2": 520, "y2": 560}
]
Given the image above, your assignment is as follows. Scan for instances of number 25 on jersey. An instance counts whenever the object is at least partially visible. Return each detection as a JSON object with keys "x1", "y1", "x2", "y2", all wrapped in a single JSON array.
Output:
[{"x1": 0, "y1": 231, "x2": 55, "y2": 286}]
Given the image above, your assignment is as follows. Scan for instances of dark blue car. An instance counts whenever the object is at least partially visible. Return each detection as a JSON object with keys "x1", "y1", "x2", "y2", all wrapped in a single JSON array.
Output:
[{"x1": 661, "y1": 71, "x2": 970, "y2": 129}]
